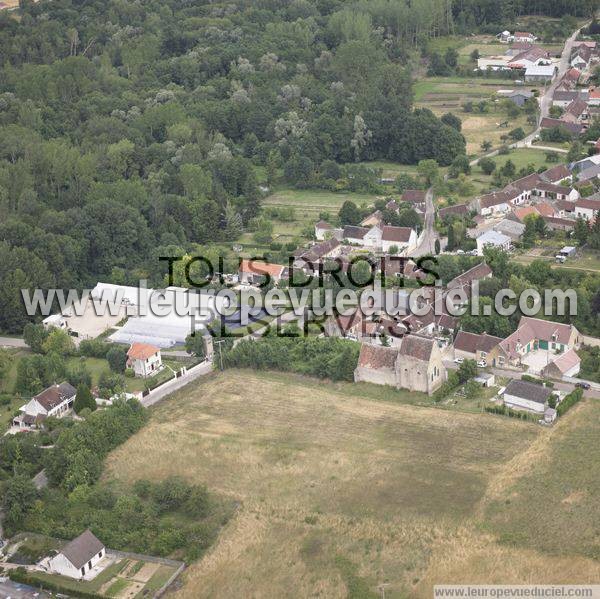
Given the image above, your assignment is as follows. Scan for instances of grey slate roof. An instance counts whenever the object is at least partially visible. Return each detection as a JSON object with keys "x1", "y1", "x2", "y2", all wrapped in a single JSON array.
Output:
[
  {"x1": 60, "y1": 530, "x2": 105, "y2": 569},
  {"x1": 504, "y1": 379, "x2": 552, "y2": 404}
]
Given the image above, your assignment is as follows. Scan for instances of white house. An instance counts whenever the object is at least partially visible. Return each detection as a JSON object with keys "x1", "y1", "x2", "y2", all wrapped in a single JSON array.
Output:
[
  {"x1": 514, "y1": 31, "x2": 536, "y2": 43},
  {"x1": 314, "y1": 220, "x2": 333, "y2": 241},
  {"x1": 342, "y1": 225, "x2": 369, "y2": 245},
  {"x1": 48, "y1": 530, "x2": 106, "y2": 579},
  {"x1": 126, "y1": 342, "x2": 163, "y2": 377},
  {"x1": 381, "y1": 226, "x2": 417, "y2": 254},
  {"x1": 476, "y1": 230, "x2": 511, "y2": 255},
  {"x1": 574, "y1": 199, "x2": 600, "y2": 221},
  {"x1": 13, "y1": 382, "x2": 76, "y2": 429},
  {"x1": 363, "y1": 225, "x2": 383, "y2": 249},
  {"x1": 503, "y1": 379, "x2": 552, "y2": 414}
]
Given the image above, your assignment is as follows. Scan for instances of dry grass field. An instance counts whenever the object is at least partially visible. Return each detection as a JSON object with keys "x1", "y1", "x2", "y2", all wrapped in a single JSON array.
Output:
[{"x1": 104, "y1": 371, "x2": 600, "y2": 598}]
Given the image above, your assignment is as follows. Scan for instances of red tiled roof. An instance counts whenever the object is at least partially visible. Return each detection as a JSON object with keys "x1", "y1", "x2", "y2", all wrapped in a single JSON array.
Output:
[
  {"x1": 357, "y1": 344, "x2": 398, "y2": 369},
  {"x1": 454, "y1": 331, "x2": 502, "y2": 354},
  {"x1": 398, "y1": 334, "x2": 435, "y2": 361},
  {"x1": 240, "y1": 259, "x2": 285, "y2": 278},
  {"x1": 401, "y1": 189, "x2": 426, "y2": 203},
  {"x1": 127, "y1": 342, "x2": 160, "y2": 360}
]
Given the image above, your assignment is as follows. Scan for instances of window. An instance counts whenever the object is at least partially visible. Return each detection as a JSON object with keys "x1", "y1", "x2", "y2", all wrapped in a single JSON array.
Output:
[{"x1": 81, "y1": 567, "x2": 85, "y2": 576}]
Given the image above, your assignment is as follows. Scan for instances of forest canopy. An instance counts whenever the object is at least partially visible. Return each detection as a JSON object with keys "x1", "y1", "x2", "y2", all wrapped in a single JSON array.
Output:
[{"x1": 0, "y1": 0, "x2": 596, "y2": 332}]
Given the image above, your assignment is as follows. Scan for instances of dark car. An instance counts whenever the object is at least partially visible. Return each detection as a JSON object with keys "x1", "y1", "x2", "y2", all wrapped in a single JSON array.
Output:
[{"x1": 575, "y1": 382, "x2": 591, "y2": 390}]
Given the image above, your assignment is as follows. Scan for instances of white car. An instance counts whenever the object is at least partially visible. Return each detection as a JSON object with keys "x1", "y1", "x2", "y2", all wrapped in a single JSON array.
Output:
[
  {"x1": 454, "y1": 357, "x2": 464, "y2": 364},
  {"x1": 477, "y1": 360, "x2": 487, "y2": 368}
]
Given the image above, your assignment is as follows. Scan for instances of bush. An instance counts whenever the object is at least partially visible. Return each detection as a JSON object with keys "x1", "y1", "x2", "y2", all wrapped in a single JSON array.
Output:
[
  {"x1": 79, "y1": 339, "x2": 109, "y2": 359},
  {"x1": 556, "y1": 388, "x2": 583, "y2": 416},
  {"x1": 9, "y1": 568, "x2": 104, "y2": 598}
]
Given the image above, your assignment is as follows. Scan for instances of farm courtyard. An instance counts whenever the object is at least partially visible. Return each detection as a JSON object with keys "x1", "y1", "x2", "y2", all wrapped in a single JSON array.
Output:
[{"x1": 104, "y1": 370, "x2": 600, "y2": 598}]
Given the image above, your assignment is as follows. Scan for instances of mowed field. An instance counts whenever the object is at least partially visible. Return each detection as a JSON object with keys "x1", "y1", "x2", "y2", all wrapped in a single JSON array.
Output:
[
  {"x1": 414, "y1": 77, "x2": 537, "y2": 155},
  {"x1": 103, "y1": 370, "x2": 600, "y2": 597}
]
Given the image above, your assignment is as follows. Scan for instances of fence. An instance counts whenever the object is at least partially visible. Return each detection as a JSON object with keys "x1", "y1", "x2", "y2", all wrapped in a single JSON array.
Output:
[{"x1": 140, "y1": 360, "x2": 212, "y2": 407}]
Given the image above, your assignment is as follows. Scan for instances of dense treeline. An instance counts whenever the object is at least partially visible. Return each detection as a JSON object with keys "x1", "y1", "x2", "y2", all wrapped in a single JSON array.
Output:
[
  {"x1": 1, "y1": 399, "x2": 229, "y2": 561},
  {"x1": 453, "y1": 0, "x2": 598, "y2": 31},
  {"x1": 0, "y1": 0, "x2": 469, "y2": 333},
  {"x1": 223, "y1": 334, "x2": 360, "y2": 381}
]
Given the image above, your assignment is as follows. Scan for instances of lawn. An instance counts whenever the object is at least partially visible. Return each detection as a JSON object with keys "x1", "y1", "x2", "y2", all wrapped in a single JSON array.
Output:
[
  {"x1": 18, "y1": 556, "x2": 180, "y2": 598},
  {"x1": 483, "y1": 400, "x2": 600, "y2": 560},
  {"x1": 414, "y1": 76, "x2": 540, "y2": 155},
  {"x1": 0, "y1": 348, "x2": 30, "y2": 430},
  {"x1": 101, "y1": 369, "x2": 593, "y2": 598},
  {"x1": 65, "y1": 356, "x2": 186, "y2": 395},
  {"x1": 467, "y1": 147, "x2": 564, "y2": 195},
  {"x1": 262, "y1": 188, "x2": 383, "y2": 236}
]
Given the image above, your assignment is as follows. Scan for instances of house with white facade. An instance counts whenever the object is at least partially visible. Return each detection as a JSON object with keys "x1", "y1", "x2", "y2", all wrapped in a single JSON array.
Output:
[
  {"x1": 13, "y1": 382, "x2": 76, "y2": 429},
  {"x1": 126, "y1": 342, "x2": 163, "y2": 378},
  {"x1": 574, "y1": 198, "x2": 600, "y2": 221},
  {"x1": 476, "y1": 230, "x2": 511, "y2": 255},
  {"x1": 314, "y1": 220, "x2": 333, "y2": 241},
  {"x1": 48, "y1": 530, "x2": 106, "y2": 579},
  {"x1": 503, "y1": 379, "x2": 552, "y2": 414},
  {"x1": 381, "y1": 226, "x2": 417, "y2": 254}
]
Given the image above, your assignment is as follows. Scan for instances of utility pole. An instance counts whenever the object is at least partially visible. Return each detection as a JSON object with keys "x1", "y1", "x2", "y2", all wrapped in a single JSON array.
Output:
[{"x1": 214, "y1": 339, "x2": 226, "y2": 371}]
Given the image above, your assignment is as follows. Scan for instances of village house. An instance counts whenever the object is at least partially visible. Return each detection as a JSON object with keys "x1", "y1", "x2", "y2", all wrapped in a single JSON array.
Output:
[
  {"x1": 497, "y1": 30, "x2": 512, "y2": 43},
  {"x1": 488, "y1": 316, "x2": 581, "y2": 369},
  {"x1": 239, "y1": 259, "x2": 289, "y2": 285},
  {"x1": 542, "y1": 347, "x2": 581, "y2": 379},
  {"x1": 502, "y1": 379, "x2": 553, "y2": 415},
  {"x1": 13, "y1": 382, "x2": 76, "y2": 429},
  {"x1": 573, "y1": 198, "x2": 600, "y2": 221},
  {"x1": 552, "y1": 88, "x2": 586, "y2": 108},
  {"x1": 401, "y1": 189, "x2": 426, "y2": 213},
  {"x1": 447, "y1": 262, "x2": 493, "y2": 292},
  {"x1": 380, "y1": 225, "x2": 417, "y2": 254},
  {"x1": 342, "y1": 225, "x2": 370, "y2": 245},
  {"x1": 361, "y1": 210, "x2": 384, "y2": 228},
  {"x1": 476, "y1": 230, "x2": 511, "y2": 255},
  {"x1": 354, "y1": 335, "x2": 446, "y2": 394},
  {"x1": 438, "y1": 203, "x2": 469, "y2": 219},
  {"x1": 48, "y1": 530, "x2": 106, "y2": 579},
  {"x1": 477, "y1": 190, "x2": 513, "y2": 216},
  {"x1": 562, "y1": 98, "x2": 589, "y2": 124},
  {"x1": 514, "y1": 31, "x2": 536, "y2": 43},
  {"x1": 453, "y1": 331, "x2": 503, "y2": 362},
  {"x1": 126, "y1": 342, "x2": 163, "y2": 378},
  {"x1": 540, "y1": 164, "x2": 572, "y2": 185},
  {"x1": 314, "y1": 220, "x2": 333, "y2": 241},
  {"x1": 293, "y1": 238, "x2": 342, "y2": 273},
  {"x1": 540, "y1": 117, "x2": 583, "y2": 136},
  {"x1": 325, "y1": 309, "x2": 366, "y2": 341}
]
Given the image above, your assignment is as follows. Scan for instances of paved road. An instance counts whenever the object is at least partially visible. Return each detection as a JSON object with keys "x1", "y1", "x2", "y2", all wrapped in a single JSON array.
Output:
[
  {"x1": 444, "y1": 360, "x2": 600, "y2": 399},
  {"x1": 411, "y1": 186, "x2": 437, "y2": 257},
  {"x1": 470, "y1": 25, "x2": 583, "y2": 167},
  {"x1": 141, "y1": 360, "x2": 213, "y2": 407},
  {"x1": 0, "y1": 579, "x2": 50, "y2": 598},
  {"x1": 0, "y1": 337, "x2": 26, "y2": 348}
]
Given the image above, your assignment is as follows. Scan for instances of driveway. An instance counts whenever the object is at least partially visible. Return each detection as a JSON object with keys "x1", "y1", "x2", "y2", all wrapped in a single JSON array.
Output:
[
  {"x1": 0, "y1": 579, "x2": 50, "y2": 598},
  {"x1": 411, "y1": 187, "x2": 437, "y2": 257},
  {"x1": 0, "y1": 337, "x2": 26, "y2": 348}
]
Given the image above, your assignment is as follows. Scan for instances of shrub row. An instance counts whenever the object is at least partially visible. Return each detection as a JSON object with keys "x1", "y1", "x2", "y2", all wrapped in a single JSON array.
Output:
[
  {"x1": 9, "y1": 568, "x2": 103, "y2": 599},
  {"x1": 556, "y1": 388, "x2": 583, "y2": 417}
]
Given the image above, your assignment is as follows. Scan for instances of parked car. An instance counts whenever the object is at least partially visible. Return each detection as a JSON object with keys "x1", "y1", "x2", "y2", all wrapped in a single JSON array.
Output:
[
  {"x1": 454, "y1": 357, "x2": 464, "y2": 364},
  {"x1": 477, "y1": 360, "x2": 487, "y2": 368},
  {"x1": 575, "y1": 381, "x2": 591, "y2": 390}
]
